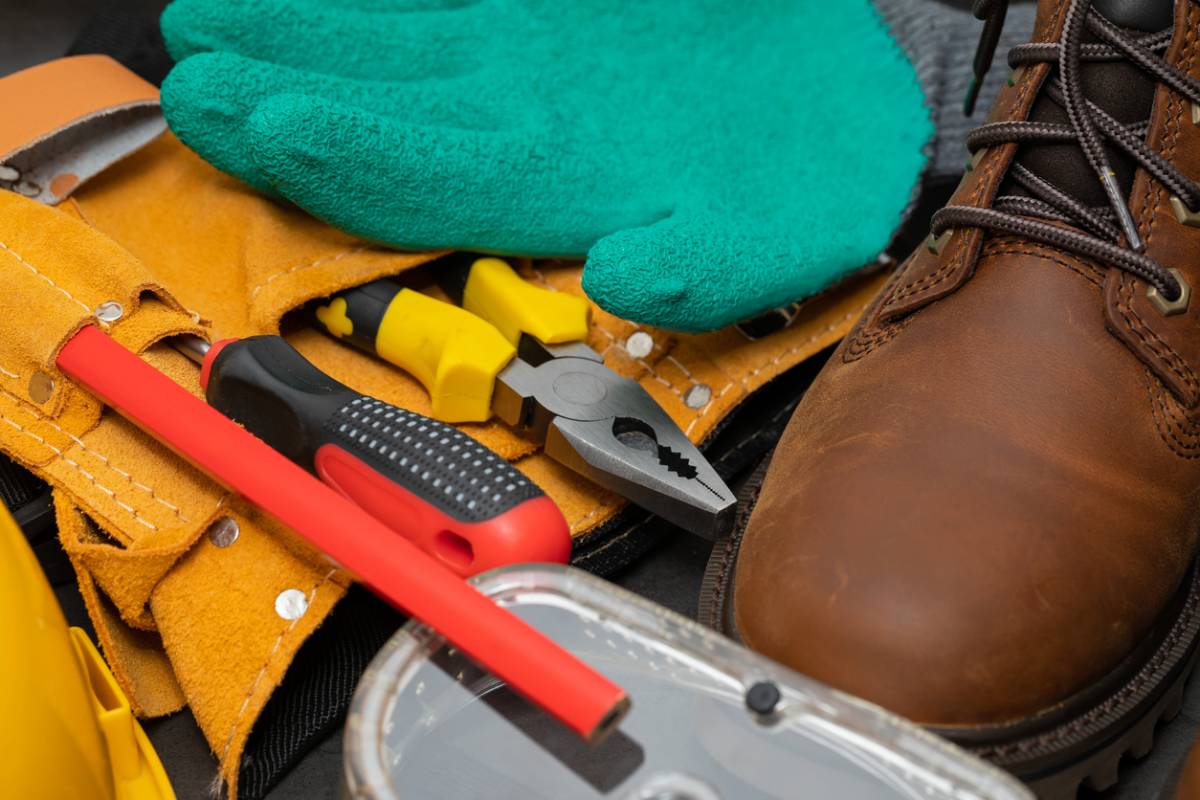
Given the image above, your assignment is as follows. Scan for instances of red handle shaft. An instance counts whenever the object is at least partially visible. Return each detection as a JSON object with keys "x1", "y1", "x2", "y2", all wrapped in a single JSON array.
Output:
[
  {"x1": 198, "y1": 335, "x2": 572, "y2": 577},
  {"x1": 57, "y1": 326, "x2": 627, "y2": 739}
]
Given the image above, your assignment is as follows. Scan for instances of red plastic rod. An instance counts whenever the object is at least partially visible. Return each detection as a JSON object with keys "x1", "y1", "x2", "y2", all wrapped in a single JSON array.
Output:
[{"x1": 57, "y1": 325, "x2": 628, "y2": 741}]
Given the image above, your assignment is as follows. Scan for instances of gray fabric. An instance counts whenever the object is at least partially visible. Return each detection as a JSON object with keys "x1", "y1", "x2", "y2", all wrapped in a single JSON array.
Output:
[
  {"x1": 0, "y1": 104, "x2": 167, "y2": 204},
  {"x1": 875, "y1": 0, "x2": 1039, "y2": 180}
]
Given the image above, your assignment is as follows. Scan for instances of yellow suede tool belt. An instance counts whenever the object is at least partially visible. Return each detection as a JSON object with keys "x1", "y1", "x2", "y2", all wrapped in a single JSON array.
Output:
[{"x1": 0, "y1": 56, "x2": 885, "y2": 798}]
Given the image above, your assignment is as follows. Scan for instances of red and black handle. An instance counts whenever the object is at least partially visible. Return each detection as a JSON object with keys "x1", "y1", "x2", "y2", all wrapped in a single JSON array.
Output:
[{"x1": 198, "y1": 336, "x2": 570, "y2": 576}]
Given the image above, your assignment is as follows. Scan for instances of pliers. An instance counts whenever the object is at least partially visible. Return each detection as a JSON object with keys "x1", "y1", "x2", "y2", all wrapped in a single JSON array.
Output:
[{"x1": 312, "y1": 254, "x2": 735, "y2": 539}]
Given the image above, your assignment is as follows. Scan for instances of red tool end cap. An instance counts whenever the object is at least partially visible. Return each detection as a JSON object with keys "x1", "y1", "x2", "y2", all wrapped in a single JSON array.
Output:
[
  {"x1": 198, "y1": 339, "x2": 237, "y2": 390},
  {"x1": 491, "y1": 495, "x2": 573, "y2": 567}
]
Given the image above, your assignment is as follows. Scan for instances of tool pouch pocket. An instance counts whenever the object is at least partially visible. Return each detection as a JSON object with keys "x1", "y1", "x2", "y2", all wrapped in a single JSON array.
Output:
[
  {"x1": 0, "y1": 58, "x2": 359, "y2": 799},
  {"x1": 71, "y1": 125, "x2": 889, "y2": 558},
  {"x1": 0, "y1": 189, "x2": 351, "y2": 795}
]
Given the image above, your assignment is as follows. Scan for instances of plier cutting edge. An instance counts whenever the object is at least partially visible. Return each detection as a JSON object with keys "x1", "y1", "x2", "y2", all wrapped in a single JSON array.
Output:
[{"x1": 313, "y1": 253, "x2": 735, "y2": 539}]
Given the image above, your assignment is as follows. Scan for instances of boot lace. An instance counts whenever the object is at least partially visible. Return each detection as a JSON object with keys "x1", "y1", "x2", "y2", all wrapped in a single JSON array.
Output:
[{"x1": 940, "y1": 0, "x2": 1200, "y2": 302}]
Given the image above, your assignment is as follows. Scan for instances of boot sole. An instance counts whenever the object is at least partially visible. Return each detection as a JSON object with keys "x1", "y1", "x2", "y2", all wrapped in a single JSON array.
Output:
[{"x1": 700, "y1": 474, "x2": 1200, "y2": 799}]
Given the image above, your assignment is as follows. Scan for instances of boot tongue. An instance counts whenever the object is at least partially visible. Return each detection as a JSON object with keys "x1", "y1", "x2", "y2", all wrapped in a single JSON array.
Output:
[
  {"x1": 1004, "y1": 0, "x2": 1173, "y2": 209},
  {"x1": 1092, "y1": 0, "x2": 1174, "y2": 32}
]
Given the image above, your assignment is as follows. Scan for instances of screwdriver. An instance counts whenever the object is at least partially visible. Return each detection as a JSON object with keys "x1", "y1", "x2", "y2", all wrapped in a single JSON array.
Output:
[
  {"x1": 171, "y1": 334, "x2": 571, "y2": 577},
  {"x1": 57, "y1": 325, "x2": 628, "y2": 741}
]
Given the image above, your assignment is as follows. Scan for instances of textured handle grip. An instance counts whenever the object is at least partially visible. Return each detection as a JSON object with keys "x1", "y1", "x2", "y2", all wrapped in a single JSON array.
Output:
[
  {"x1": 324, "y1": 396, "x2": 540, "y2": 522},
  {"x1": 206, "y1": 337, "x2": 570, "y2": 575}
]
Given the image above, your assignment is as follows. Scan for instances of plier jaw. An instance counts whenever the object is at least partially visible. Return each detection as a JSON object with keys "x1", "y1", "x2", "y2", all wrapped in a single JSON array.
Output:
[
  {"x1": 495, "y1": 343, "x2": 736, "y2": 539},
  {"x1": 549, "y1": 417, "x2": 736, "y2": 539}
]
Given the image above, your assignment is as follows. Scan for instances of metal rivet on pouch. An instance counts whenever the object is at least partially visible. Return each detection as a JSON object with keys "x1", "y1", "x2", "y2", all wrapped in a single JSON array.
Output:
[
  {"x1": 94, "y1": 301, "x2": 124, "y2": 323},
  {"x1": 28, "y1": 371, "x2": 53, "y2": 404},
  {"x1": 275, "y1": 589, "x2": 309, "y2": 620},
  {"x1": 684, "y1": 383, "x2": 711, "y2": 409},
  {"x1": 624, "y1": 331, "x2": 654, "y2": 359},
  {"x1": 207, "y1": 516, "x2": 240, "y2": 548}
]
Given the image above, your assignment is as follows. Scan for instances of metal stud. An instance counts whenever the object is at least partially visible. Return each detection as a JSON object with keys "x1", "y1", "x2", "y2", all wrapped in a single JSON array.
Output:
[
  {"x1": 684, "y1": 383, "x2": 712, "y2": 409},
  {"x1": 274, "y1": 589, "x2": 309, "y2": 620},
  {"x1": 745, "y1": 680, "x2": 782, "y2": 716},
  {"x1": 94, "y1": 301, "x2": 124, "y2": 323},
  {"x1": 207, "y1": 516, "x2": 240, "y2": 548},
  {"x1": 28, "y1": 371, "x2": 54, "y2": 404},
  {"x1": 927, "y1": 229, "x2": 953, "y2": 255},
  {"x1": 1147, "y1": 268, "x2": 1190, "y2": 317},
  {"x1": 624, "y1": 331, "x2": 654, "y2": 359},
  {"x1": 1171, "y1": 196, "x2": 1200, "y2": 228}
]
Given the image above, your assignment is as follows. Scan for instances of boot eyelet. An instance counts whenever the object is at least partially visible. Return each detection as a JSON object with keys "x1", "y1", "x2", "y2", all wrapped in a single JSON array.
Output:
[
  {"x1": 1171, "y1": 196, "x2": 1200, "y2": 228},
  {"x1": 1192, "y1": 102, "x2": 1200, "y2": 126},
  {"x1": 1147, "y1": 268, "x2": 1190, "y2": 317},
  {"x1": 927, "y1": 229, "x2": 953, "y2": 255}
]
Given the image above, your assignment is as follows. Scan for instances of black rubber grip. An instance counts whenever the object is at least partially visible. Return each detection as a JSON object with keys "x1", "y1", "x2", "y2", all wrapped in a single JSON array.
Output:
[
  {"x1": 314, "y1": 278, "x2": 400, "y2": 356},
  {"x1": 328, "y1": 396, "x2": 540, "y2": 521},
  {"x1": 205, "y1": 336, "x2": 541, "y2": 522},
  {"x1": 428, "y1": 252, "x2": 481, "y2": 306}
]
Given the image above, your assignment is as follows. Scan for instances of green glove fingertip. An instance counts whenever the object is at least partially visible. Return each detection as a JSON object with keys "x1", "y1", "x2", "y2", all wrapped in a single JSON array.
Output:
[
  {"x1": 584, "y1": 212, "x2": 807, "y2": 332},
  {"x1": 161, "y1": 53, "x2": 278, "y2": 194}
]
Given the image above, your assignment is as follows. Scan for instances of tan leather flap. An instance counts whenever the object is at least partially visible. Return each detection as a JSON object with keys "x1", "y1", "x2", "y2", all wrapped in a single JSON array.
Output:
[
  {"x1": 0, "y1": 56, "x2": 165, "y2": 203},
  {"x1": 0, "y1": 55, "x2": 158, "y2": 157}
]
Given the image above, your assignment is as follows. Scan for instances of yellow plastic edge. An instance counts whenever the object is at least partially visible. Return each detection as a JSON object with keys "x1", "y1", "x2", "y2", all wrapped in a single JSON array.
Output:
[
  {"x1": 461, "y1": 257, "x2": 590, "y2": 346},
  {"x1": 375, "y1": 288, "x2": 516, "y2": 423},
  {"x1": 0, "y1": 502, "x2": 174, "y2": 800},
  {"x1": 71, "y1": 627, "x2": 176, "y2": 800}
]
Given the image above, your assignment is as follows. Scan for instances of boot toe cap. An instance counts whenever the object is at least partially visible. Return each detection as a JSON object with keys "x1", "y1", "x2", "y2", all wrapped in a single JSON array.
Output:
[{"x1": 731, "y1": 424, "x2": 1175, "y2": 726}]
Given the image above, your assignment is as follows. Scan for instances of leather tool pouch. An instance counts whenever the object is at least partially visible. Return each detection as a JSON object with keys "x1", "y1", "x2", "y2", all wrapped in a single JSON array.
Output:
[{"x1": 0, "y1": 56, "x2": 886, "y2": 798}]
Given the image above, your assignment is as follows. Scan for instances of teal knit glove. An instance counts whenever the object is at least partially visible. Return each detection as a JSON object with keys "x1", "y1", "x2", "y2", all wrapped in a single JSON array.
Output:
[{"x1": 161, "y1": 0, "x2": 931, "y2": 332}]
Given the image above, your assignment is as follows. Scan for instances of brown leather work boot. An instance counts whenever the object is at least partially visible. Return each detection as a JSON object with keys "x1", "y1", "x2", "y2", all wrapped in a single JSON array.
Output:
[
  {"x1": 705, "y1": 0, "x2": 1200, "y2": 797},
  {"x1": 1176, "y1": 737, "x2": 1200, "y2": 799}
]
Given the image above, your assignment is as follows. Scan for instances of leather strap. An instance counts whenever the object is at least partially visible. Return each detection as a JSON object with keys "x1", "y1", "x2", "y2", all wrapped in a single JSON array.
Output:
[{"x1": 0, "y1": 56, "x2": 165, "y2": 204}]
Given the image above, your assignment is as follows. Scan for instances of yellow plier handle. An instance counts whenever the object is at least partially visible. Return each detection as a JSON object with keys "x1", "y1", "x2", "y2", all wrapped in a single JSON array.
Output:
[
  {"x1": 312, "y1": 255, "x2": 590, "y2": 423},
  {"x1": 457, "y1": 256, "x2": 590, "y2": 347}
]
